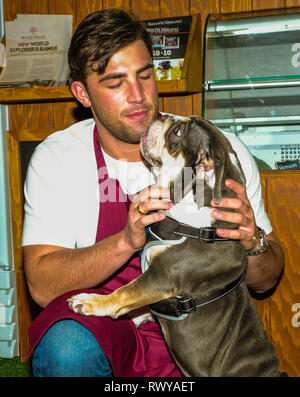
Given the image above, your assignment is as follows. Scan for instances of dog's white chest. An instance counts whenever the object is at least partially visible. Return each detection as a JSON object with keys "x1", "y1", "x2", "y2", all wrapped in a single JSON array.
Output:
[{"x1": 168, "y1": 191, "x2": 213, "y2": 228}]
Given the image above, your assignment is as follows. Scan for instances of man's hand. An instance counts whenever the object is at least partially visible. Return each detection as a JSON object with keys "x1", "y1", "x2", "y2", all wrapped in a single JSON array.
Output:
[
  {"x1": 123, "y1": 185, "x2": 173, "y2": 251},
  {"x1": 211, "y1": 179, "x2": 260, "y2": 251},
  {"x1": 211, "y1": 178, "x2": 284, "y2": 293}
]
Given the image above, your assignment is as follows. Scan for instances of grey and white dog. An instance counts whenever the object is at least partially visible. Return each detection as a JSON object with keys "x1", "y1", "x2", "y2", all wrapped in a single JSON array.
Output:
[{"x1": 69, "y1": 115, "x2": 286, "y2": 377}]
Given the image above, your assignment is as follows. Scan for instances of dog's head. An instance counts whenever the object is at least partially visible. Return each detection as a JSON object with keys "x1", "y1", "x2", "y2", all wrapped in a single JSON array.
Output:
[
  {"x1": 140, "y1": 115, "x2": 246, "y2": 206},
  {"x1": 158, "y1": 61, "x2": 171, "y2": 71}
]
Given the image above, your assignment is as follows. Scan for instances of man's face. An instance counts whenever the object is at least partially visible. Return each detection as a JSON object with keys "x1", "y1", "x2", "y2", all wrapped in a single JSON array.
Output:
[{"x1": 84, "y1": 40, "x2": 159, "y2": 147}]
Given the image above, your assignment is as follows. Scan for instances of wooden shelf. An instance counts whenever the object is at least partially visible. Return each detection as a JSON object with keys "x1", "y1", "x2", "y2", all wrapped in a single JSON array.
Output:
[
  {"x1": 157, "y1": 75, "x2": 201, "y2": 94},
  {"x1": 0, "y1": 15, "x2": 202, "y2": 102},
  {"x1": 0, "y1": 80, "x2": 201, "y2": 103},
  {"x1": 0, "y1": 85, "x2": 73, "y2": 103},
  {"x1": 260, "y1": 169, "x2": 300, "y2": 178}
]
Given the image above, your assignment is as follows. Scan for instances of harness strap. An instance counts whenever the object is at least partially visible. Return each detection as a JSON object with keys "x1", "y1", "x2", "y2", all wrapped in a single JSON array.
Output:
[
  {"x1": 150, "y1": 271, "x2": 245, "y2": 320},
  {"x1": 142, "y1": 216, "x2": 245, "y2": 321},
  {"x1": 174, "y1": 223, "x2": 231, "y2": 243}
]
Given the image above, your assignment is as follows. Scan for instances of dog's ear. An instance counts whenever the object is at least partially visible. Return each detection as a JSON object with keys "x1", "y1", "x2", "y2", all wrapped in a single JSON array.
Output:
[
  {"x1": 189, "y1": 115, "x2": 247, "y2": 205},
  {"x1": 189, "y1": 116, "x2": 226, "y2": 205},
  {"x1": 211, "y1": 156, "x2": 225, "y2": 205}
]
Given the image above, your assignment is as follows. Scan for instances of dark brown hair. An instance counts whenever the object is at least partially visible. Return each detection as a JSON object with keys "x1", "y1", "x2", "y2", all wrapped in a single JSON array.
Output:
[{"x1": 68, "y1": 9, "x2": 153, "y2": 84}]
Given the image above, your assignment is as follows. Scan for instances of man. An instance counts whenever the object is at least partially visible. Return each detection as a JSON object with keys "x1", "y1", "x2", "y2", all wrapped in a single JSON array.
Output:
[{"x1": 22, "y1": 9, "x2": 284, "y2": 377}]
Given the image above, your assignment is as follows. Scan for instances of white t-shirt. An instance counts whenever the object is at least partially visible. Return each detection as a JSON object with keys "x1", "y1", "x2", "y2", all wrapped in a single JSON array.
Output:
[{"x1": 22, "y1": 117, "x2": 272, "y2": 249}]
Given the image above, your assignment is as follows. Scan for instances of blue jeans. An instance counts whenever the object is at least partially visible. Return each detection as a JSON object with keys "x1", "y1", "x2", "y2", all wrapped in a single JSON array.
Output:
[{"x1": 32, "y1": 319, "x2": 113, "y2": 377}]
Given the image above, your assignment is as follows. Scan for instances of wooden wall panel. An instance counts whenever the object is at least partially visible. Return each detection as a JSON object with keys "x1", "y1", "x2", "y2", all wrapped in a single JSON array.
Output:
[
  {"x1": 15, "y1": 273, "x2": 34, "y2": 363},
  {"x1": 103, "y1": 0, "x2": 131, "y2": 12},
  {"x1": 3, "y1": 0, "x2": 22, "y2": 21},
  {"x1": 260, "y1": 173, "x2": 300, "y2": 376},
  {"x1": 220, "y1": 0, "x2": 252, "y2": 13},
  {"x1": 162, "y1": 95, "x2": 193, "y2": 116},
  {"x1": 253, "y1": 0, "x2": 285, "y2": 10},
  {"x1": 271, "y1": 280, "x2": 300, "y2": 376},
  {"x1": 191, "y1": 0, "x2": 221, "y2": 23},
  {"x1": 158, "y1": 97, "x2": 164, "y2": 113},
  {"x1": 6, "y1": 133, "x2": 23, "y2": 274},
  {"x1": 265, "y1": 175, "x2": 300, "y2": 277},
  {"x1": 3, "y1": 0, "x2": 60, "y2": 20},
  {"x1": 22, "y1": 0, "x2": 49, "y2": 14},
  {"x1": 27, "y1": 103, "x2": 54, "y2": 131},
  {"x1": 131, "y1": 0, "x2": 160, "y2": 19},
  {"x1": 48, "y1": 0, "x2": 76, "y2": 16},
  {"x1": 191, "y1": 0, "x2": 220, "y2": 14},
  {"x1": 8, "y1": 104, "x2": 29, "y2": 133},
  {"x1": 192, "y1": 93, "x2": 202, "y2": 116},
  {"x1": 160, "y1": 0, "x2": 190, "y2": 17},
  {"x1": 53, "y1": 102, "x2": 81, "y2": 130},
  {"x1": 260, "y1": 177, "x2": 268, "y2": 208},
  {"x1": 286, "y1": 0, "x2": 300, "y2": 6}
]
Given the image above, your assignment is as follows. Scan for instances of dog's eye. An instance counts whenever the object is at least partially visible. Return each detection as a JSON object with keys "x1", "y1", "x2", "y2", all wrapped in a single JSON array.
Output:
[
  {"x1": 168, "y1": 122, "x2": 184, "y2": 146},
  {"x1": 174, "y1": 125, "x2": 183, "y2": 137},
  {"x1": 174, "y1": 127, "x2": 181, "y2": 137}
]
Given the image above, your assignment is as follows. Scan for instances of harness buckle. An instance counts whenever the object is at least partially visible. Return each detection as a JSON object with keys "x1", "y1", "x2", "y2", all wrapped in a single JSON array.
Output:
[
  {"x1": 199, "y1": 227, "x2": 216, "y2": 243},
  {"x1": 177, "y1": 296, "x2": 197, "y2": 314}
]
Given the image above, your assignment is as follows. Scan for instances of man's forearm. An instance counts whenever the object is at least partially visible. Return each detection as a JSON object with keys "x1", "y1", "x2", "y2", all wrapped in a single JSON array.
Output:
[
  {"x1": 24, "y1": 230, "x2": 136, "y2": 308},
  {"x1": 25, "y1": 186, "x2": 172, "y2": 308},
  {"x1": 245, "y1": 235, "x2": 284, "y2": 294}
]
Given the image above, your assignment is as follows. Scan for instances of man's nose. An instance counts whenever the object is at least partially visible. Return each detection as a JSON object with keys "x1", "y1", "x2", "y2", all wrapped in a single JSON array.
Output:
[{"x1": 127, "y1": 81, "x2": 146, "y2": 103}]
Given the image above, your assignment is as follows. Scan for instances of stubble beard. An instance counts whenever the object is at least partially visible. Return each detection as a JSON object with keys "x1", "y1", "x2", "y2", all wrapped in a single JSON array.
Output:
[{"x1": 92, "y1": 103, "x2": 158, "y2": 145}]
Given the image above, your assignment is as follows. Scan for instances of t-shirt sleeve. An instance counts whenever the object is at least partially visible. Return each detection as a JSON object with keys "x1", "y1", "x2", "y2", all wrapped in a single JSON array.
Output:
[
  {"x1": 22, "y1": 141, "x2": 77, "y2": 248},
  {"x1": 229, "y1": 134, "x2": 272, "y2": 235}
]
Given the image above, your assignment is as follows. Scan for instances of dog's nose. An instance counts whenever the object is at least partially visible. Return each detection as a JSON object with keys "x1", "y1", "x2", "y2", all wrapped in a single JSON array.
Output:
[{"x1": 158, "y1": 115, "x2": 168, "y2": 123}]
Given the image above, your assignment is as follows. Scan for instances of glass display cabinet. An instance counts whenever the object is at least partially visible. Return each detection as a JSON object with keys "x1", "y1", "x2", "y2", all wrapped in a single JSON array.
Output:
[{"x1": 203, "y1": 10, "x2": 300, "y2": 170}]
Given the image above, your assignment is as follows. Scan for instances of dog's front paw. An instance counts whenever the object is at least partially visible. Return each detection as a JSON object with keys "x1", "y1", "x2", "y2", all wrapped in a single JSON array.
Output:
[{"x1": 68, "y1": 293, "x2": 107, "y2": 316}]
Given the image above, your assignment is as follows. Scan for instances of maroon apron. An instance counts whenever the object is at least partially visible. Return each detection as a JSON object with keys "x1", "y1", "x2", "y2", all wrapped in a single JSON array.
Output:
[{"x1": 26, "y1": 125, "x2": 182, "y2": 377}]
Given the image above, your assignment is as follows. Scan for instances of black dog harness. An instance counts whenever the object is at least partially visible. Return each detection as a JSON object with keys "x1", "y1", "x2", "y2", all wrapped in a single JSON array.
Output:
[{"x1": 141, "y1": 214, "x2": 245, "y2": 321}]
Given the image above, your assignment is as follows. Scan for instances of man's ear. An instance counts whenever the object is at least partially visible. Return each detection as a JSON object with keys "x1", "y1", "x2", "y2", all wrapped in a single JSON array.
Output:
[{"x1": 70, "y1": 81, "x2": 91, "y2": 108}]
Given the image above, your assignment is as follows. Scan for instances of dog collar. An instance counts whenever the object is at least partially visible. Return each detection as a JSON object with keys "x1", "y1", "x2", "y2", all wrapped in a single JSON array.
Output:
[
  {"x1": 173, "y1": 223, "x2": 231, "y2": 243},
  {"x1": 162, "y1": 211, "x2": 232, "y2": 243}
]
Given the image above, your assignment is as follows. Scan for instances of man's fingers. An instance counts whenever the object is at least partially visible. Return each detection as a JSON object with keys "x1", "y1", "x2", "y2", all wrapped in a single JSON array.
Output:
[
  {"x1": 132, "y1": 185, "x2": 171, "y2": 204},
  {"x1": 216, "y1": 227, "x2": 249, "y2": 241},
  {"x1": 135, "y1": 199, "x2": 173, "y2": 217},
  {"x1": 225, "y1": 178, "x2": 246, "y2": 197},
  {"x1": 212, "y1": 209, "x2": 245, "y2": 226},
  {"x1": 137, "y1": 211, "x2": 167, "y2": 226},
  {"x1": 211, "y1": 197, "x2": 248, "y2": 211}
]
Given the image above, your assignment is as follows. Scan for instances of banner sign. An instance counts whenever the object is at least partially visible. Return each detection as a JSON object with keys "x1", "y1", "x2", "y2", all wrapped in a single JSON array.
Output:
[{"x1": 144, "y1": 16, "x2": 192, "y2": 81}]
